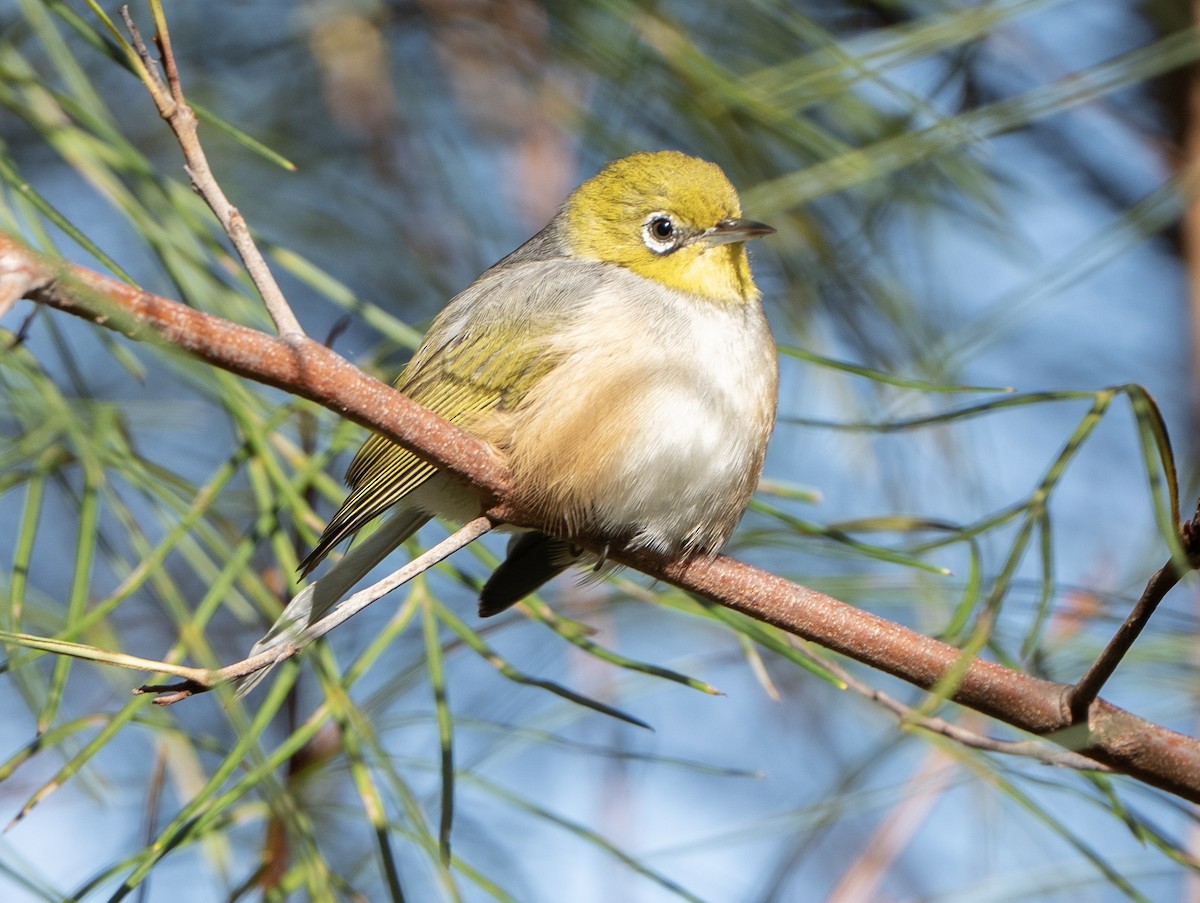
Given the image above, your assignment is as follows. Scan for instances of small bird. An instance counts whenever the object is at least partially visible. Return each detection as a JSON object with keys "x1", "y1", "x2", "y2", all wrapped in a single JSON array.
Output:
[{"x1": 243, "y1": 150, "x2": 778, "y2": 682}]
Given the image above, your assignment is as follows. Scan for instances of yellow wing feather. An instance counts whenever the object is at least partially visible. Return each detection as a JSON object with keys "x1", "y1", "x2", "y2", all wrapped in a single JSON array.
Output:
[{"x1": 299, "y1": 312, "x2": 561, "y2": 575}]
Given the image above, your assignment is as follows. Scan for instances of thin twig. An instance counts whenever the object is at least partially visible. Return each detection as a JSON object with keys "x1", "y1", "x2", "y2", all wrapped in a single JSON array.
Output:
[
  {"x1": 121, "y1": 3, "x2": 304, "y2": 338},
  {"x1": 134, "y1": 516, "x2": 494, "y2": 704},
  {"x1": 788, "y1": 638, "x2": 1110, "y2": 772},
  {"x1": 119, "y1": 7, "x2": 166, "y2": 96},
  {"x1": 1066, "y1": 499, "x2": 1200, "y2": 722}
]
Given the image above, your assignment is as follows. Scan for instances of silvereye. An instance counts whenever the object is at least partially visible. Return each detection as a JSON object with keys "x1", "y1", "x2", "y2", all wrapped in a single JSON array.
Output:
[{"x1": 243, "y1": 150, "x2": 778, "y2": 684}]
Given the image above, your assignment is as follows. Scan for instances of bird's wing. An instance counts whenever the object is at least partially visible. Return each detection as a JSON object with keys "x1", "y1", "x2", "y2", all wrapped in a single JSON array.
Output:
[{"x1": 299, "y1": 259, "x2": 591, "y2": 574}]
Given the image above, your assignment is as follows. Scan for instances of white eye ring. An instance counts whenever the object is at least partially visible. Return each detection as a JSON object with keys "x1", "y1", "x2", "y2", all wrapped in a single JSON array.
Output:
[{"x1": 642, "y1": 214, "x2": 678, "y2": 254}]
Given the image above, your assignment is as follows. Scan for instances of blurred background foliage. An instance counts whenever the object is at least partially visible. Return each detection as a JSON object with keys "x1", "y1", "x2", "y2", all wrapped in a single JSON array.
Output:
[{"x1": 1, "y1": 0, "x2": 1199, "y2": 900}]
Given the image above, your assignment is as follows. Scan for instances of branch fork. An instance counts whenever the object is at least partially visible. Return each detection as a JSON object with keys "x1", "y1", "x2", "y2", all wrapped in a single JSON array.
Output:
[{"x1": 1064, "y1": 499, "x2": 1200, "y2": 723}]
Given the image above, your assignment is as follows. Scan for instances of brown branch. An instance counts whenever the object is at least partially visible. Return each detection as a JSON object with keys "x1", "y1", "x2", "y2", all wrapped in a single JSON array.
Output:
[{"x1": 3, "y1": 231, "x2": 1200, "y2": 802}]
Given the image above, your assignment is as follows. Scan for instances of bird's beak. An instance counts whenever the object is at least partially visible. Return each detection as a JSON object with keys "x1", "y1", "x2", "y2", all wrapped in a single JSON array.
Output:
[{"x1": 702, "y1": 218, "x2": 776, "y2": 247}]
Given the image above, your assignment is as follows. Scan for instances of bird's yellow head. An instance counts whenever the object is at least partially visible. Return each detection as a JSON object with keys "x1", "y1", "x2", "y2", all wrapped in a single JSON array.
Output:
[{"x1": 563, "y1": 151, "x2": 773, "y2": 305}]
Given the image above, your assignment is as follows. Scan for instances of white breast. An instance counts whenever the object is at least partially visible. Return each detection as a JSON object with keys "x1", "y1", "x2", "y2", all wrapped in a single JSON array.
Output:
[{"x1": 490, "y1": 278, "x2": 778, "y2": 554}]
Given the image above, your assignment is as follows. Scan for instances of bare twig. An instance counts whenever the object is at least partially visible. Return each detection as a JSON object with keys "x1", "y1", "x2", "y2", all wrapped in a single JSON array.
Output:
[
  {"x1": 788, "y1": 638, "x2": 1111, "y2": 772},
  {"x1": 119, "y1": 3, "x2": 304, "y2": 338},
  {"x1": 1065, "y1": 500, "x2": 1200, "y2": 722},
  {"x1": 5, "y1": 232, "x2": 1200, "y2": 802},
  {"x1": 133, "y1": 516, "x2": 494, "y2": 704},
  {"x1": 119, "y1": 6, "x2": 166, "y2": 94}
]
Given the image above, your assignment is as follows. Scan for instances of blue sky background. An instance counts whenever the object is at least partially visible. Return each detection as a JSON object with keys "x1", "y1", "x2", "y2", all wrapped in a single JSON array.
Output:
[{"x1": 1, "y1": 1, "x2": 1198, "y2": 900}]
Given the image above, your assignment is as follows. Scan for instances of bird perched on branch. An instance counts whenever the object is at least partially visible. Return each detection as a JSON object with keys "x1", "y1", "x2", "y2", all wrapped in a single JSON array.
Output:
[{"x1": 241, "y1": 150, "x2": 778, "y2": 691}]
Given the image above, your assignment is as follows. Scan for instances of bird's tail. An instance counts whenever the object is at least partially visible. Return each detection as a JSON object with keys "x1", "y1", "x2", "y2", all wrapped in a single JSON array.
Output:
[
  {"x1": 236, "y1": 508, "x2": 430, "y2": 697},
  {"x1": 478, "y1": 532, "x2": 578, "y2": 617}
]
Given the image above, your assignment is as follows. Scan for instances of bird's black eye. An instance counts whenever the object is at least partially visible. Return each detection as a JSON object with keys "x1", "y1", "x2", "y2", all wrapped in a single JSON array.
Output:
[{"x1": 642, "y1": 214, "x2": 679, "y2": 253}]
